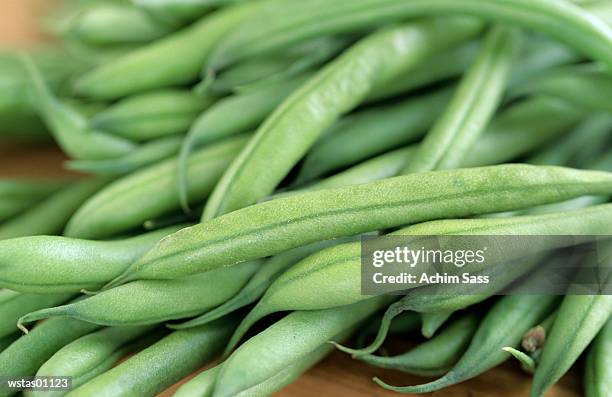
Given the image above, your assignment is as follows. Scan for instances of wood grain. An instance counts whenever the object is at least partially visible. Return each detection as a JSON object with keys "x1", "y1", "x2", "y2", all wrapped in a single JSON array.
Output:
[{"x1": 0, "y1": 1, "x2": 585, "y2": 396}]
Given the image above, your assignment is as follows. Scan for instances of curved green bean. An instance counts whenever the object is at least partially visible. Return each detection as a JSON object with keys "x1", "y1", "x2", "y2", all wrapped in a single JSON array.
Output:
[
  {"x1": 133, "y1": 0, "x2": 239, "y2": 27},
  {"x1": 355, "y1": 311, "x2": 420, "y2": 348},
  {"x1": 110, "y1": 165, "x2": 612, "y2": 286},
  {"x1": 65, "y1": 317, "x2": 235, "y2": 397},
  {"x1": 356, "y1": 312, "x2": 479, "y2": 377},
  {"x1": 92, "y1": 90, "x2": 212, "y2": 141},
  {"x1": 207, "y1": 0, "x2": 612, "y2": 70},
  {"x1": 0, "y1": 225, "x2": 183, "y2": 294},
  {"x1": 20, "y1": 55, "x2": 135, "y2": 160},
  {"x1": 65, "y1": 134, "x2": 249, "y2": 239},
  {"x1": 421, "y1": 311, "x2": 454, "y2": 338},
  {"x1": 202, "y1": 17, "x2": 483, "y2": 218},
  {"x1": 74, "y1": 2, "x2": 261, "y2": 99},
  {"x1": 374, "y1": 295, "x2": 559, "y2": 393},
  {"x1": 25, "y1": 325, "x2": 155, "y2": 397}
]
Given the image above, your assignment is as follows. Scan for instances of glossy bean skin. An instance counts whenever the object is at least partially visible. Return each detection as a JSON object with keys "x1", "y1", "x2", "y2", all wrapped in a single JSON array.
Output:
[
  {"x1": 25, "y1": 326, "x2": 155, "y2": 397},
  {"x1": 169, "y1": 237, "x2": 356, "y2": 329},
  {"x1": 74, "y1": 3, "x2": 261, "y2": 100},
  {"x1": 0, "y1": 179, "x2": 108, "y2": 240},
  {"x1": 0, "y1": 316, "x2": 101, "y2": 397},
  {"x1": 374, "y1": 295, "x2": 559, "y2": 393},
  {"x1": 111, "y1": 165, "x2": 612, "y2": 285},
  {"x1": 66, "y1": 135, "x2": 184, "y2": 175},
  {"x1": 65, "y1": 317, "x2": 236, "y2": 397},
  {"x1": 403, "y1": 26, "x2": 519, "y2": 173},
  {"x1": 65, "y1": 135, "x2": 249, "y2": 239},
  {"x1": 0, "y1": 290, "x2": 72, "y2": 338},
  {"x1": 177, "y1": 75, "x2": 308, "y2": 209},
  {"x1": 19, "y1": 261, "x2": 259, "y2": 327},
  {"x1": 295, "y1": 88, "x2": 452, "y2": 183},
  {"x1": 20, "y1": 55, "x2": 136, "y2": 161},
  {"x1": 584, "y1": 318, "x2": 612, "y2": 397},
  {"x1": 92, "y1": 90, "x2": 212, "y2": 141},
  {"x1": 63, "y1": 2, "x2": 170, "y2": 46},
  {"x1": 510, "y1": 64, "x2": 612, "y2": 112},
  {"x1": 202, "y1": 17, "x2": 483, "y2": 218},
  {"x1": 214, "y1": 297, "x2": 391, "y2": 396},
  {"x1": 530, "y1": 293, "x2": 612, "y2": 397},
  {"x1": 357, "y1": 312, "x2": 479, "y2": 377},
  {"x1": 208, "y1": 0, "x2": 612, "y2": 70},
  {"x1": 421, "y1": 311, "x2": 454, "y2": 338},
  {"x1": 0, "y1": 225, "x2": 183, "y2": 293}
]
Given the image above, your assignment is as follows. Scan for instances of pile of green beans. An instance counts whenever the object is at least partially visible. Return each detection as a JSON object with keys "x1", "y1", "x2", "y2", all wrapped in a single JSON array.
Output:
[{"x1": 1, "y1": 0, "x2": 612, "y2": 396}]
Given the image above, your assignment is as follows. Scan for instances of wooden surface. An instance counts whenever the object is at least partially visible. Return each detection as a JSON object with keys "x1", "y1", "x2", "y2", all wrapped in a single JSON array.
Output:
[{"x1": 0, "y1": 1, "x2": 584, "y2": 396}]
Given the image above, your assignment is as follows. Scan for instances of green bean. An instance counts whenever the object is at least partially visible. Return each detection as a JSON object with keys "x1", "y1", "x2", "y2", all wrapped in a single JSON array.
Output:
[
  {"x1": 403, "y1": 26, "x2": 520, "y2": 174},
  {"x1": 62, "y1": 2, "x2": 170, "y2": 46},
  {"x1": 0, "y1": 179, "x2": 70, "y2": 221},
  {"x1": 65, "y1": 134, "x2": 249, "y2": 239},
  {"x1": 0, "y1": 178, "x2": 108, "y2": 240},
  {"x1": 66, "y1": 135, "x2": 184, "y2": 175},
  {"x1": 18, "y1": 261, "x2": 259, "y2": 326},
  {"x1": 421, "y1": 311, "x2": 454, "y2": 338},
  {"x1": 0, "y1": 333, "x2": 18, "y2": 353},
  {"x1": 65, "y1": 317, "x2": 236, "y2": 397},
  {"x1": 178, "y1": 75, "x2": 308, "y2": 210},
  {"x1": 20, "y1": 55, "x2": 135, "y2": 161},
  {"x1": 584, "y1": 318, "x2": 612, "y2": 397},
  {"x1": 92, "y1": 90, "x2": 212, "y2": 142},
  {"x1": 215, "y1": 297, "x2": 391, "y2": 395},
  {"x1": 0, "y1": 290, "x2": 72, "y2": 339},
  {"x1": 295, "y1": 88, "x2": 452, "y2": 183},
  {"x1": 25, "y1": 325, "x2": 156, "y2": 397},
  {"x1": 0, "y1": 316, "x2": 101, "y2": 397},
  {"x1": 74, "y1": 2, "x2": 261, "y2": 100},
  {"x1": 529, "y1": 114, "x2": 612, "y2": 168},
  {"x1": 208, "y1": 37, "x2": 348, "y2": 94},
  {"x1": 502, "y1": 347, "x2": 536, "y2": 373},
  {"x1": 530, "y1": 293, "x2": 612, "y2": 397},
  {"x1": 510, "y1": 64, "x2": 612, "y2": 112},
  {"x1": 298, "y1": 96, "x2": 584, "y2": 189},
  {"x1": 355, "y1": 311, "x2": 420, "y2": 348},
  {"x1": 173, "y1": 365, "x2": 220, "y2": 397},
  {"x1": 374, "y1": 295, "x2": 559, "y2": 393},
  {"x1": 0, "y1": 225, "x2": 183, "y2": 294},
  {"x1": 202, "y1": 17, "x2": 482, "y2": 218},
  {"x1": 133, "y1": 0, "x2": 241, "y2": 27},
  {"x1": 169, "y1": 237, "x2": 356, "y2": 329},
  {"x1": 109, "y1": 165, "x2": 612, "y2": 286},
  {"x1": 208, "y1": 0, "x2": 612, "y2": 71},
  {"x1": 356, "y1": 312, "x2": 479, "y2": 377}
]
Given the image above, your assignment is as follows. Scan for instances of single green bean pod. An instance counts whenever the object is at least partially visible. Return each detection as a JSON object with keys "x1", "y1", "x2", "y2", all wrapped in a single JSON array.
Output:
[
  {"x1": 112, "y1": 165, "x2": 612, "y2": 285},
  {"x1": 62, "y1": 2, "x2": 170, "y2": 46},
  {"x1": 92, "y1": 90, "x2": 213, "y2": 141},
  {"x1": 0, "y1": 225, "x2": 183, "y2": 293},
  {"x1": 133, "y1": 0, "x2": 239, "y2": 27},
  {"x1": 421, "y1": 311, "x2": 455, "y2": 338},
  {"x1": 24, "y1": 325, "x2": 156, "y2": 397},
  {"x1": 584, "y1": 318, "x2": 612, "y2": 397},
  {"x1": 65, "y1": 317, "x2": 236, "y2": 397},
  {"x1": 18, "y1": 261, "x2": 259, "y2": 326}
]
